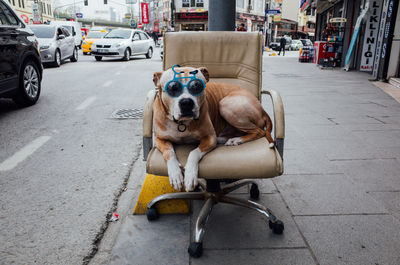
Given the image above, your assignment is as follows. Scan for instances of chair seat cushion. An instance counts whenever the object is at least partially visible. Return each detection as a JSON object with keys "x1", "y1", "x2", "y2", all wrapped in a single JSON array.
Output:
[{"x1": 146, "y1": 138, "x2": 283, "y2": 179}]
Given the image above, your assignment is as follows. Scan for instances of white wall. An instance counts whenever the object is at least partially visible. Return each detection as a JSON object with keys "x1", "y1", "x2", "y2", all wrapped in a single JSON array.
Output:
[{"x1": 281, "y1": 0, "x2": 300, "y2": 22}]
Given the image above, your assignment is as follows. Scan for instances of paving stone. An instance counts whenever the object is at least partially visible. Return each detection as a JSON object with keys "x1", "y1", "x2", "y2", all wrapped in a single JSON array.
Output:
[
  {"x1": 369, "y1": 191, "x2": 400, "y2": 221},
  {"x1": 275, "y1": 174, "x2": 387, "y2": 215},
  {"x1": 295, "y1": 215, "x2": 400, "y2": 265},
  {"x1": 191, "y1": 194, "x2": 305, "y2": 249},
  {"x1": 109, "y1": 215, "x2": 189, "y2": 265},
  {"x1": 191, "y1": 248, "x2": 316, "y2": 265},
  {"x1": 332, "y1": 159, "x2": 400, "y2": 191},
  {"x1": 283, "y1": 149, "x2": 341, "y2": 175}
]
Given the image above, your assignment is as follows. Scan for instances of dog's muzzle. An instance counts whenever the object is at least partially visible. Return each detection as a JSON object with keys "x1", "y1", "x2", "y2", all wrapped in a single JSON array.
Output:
[{"x1": 179, "y1": 98, "x2": 195, "y2": 118}]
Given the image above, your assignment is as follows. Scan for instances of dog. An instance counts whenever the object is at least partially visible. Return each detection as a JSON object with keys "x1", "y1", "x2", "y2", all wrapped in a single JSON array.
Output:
[{"x1": 152, "y1": 65, "x2": 274, "y2": 192}]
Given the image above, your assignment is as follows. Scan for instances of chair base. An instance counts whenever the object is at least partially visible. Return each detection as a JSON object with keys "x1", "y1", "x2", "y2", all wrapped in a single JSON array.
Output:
[{"x1": 146, "y1": 179, "x2": 284, "y2": 258}]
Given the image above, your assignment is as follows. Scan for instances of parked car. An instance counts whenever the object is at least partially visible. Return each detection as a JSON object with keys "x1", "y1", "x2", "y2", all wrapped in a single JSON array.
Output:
[
  {"x1": 0, "y1": 0, "x2": 43, "y2": 107},
  {"x1": 82, "y1": 30, "x2": 107, "y2": 55},
  {"x1": 269, "y1": 36, "x2": 292, "y2": 51},
  {"x1": 300, "y1": 39, "x2": 313, "y2": 48},
  {"x1": 91, "y1": 29, "x2": 154, "y2": 61},
  {"x1": 290, "y1": 40, "x2": 303, "y2": 50},
  {"x1": 50, "y1": 21, "x2": 83, "y2": 49},
  {"x1": 30, "y1": 25, "x2": 78, "y2": 67}
]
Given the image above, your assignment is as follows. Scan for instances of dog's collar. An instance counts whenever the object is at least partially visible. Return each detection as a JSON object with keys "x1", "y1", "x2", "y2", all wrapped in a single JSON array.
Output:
[{"x1": 173, "y1": 117, "x2": 187, "y2": 132}]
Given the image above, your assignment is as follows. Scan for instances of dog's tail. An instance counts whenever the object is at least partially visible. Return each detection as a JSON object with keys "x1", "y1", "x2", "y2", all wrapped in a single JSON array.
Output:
[{"x1": 262, "y1": 109, "x2": 275, "y2": 148}]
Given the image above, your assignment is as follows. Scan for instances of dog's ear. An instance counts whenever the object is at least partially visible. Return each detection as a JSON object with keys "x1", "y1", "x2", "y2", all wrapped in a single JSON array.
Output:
[
  {"x1": 153, "y1": 71, "x2": 163, "y2": 88},
  {"x1": 199, "y1": 67, "x2": 209, "y2": 82}
]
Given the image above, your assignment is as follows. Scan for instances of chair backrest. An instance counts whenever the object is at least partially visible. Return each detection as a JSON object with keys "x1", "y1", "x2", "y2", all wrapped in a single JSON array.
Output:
[{"x1": 163, "y1": 31, "x2": 263, "y2": 99}]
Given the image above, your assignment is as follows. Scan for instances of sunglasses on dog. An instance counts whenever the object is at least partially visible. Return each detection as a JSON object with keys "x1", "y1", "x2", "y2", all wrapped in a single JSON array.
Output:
[{"x1": 163, "y1": 65, "x2": 206, "y2": 98}]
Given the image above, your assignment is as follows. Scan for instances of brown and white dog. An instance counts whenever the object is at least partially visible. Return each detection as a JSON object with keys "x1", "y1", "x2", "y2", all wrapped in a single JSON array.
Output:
[{"x1": 152, "y1": 66, "x2": 274, "y2": 192}]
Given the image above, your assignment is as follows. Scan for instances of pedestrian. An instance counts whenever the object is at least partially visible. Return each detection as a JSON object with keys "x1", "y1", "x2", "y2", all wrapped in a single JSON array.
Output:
[
  {"x1": 151, "y1": 30, "x2": 158, "y2": 46},
  {"x1": 237, "y1": 23, "x2": 246, "y2": 32},
  {"x1": 278, "y1": 35, "x2": 286, "y2": 56}
]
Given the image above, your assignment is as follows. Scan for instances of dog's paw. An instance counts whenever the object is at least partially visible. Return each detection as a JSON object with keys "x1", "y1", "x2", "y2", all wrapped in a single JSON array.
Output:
[
  {"x1": 225, "y1": 137, "x2": 243, "y2": 146},
  {"x1": 167, "y1": 159, "x2": 184, "y2": 191},
  {"x1": 184, "y1": 164, "x2": 198, "y2": 192}
]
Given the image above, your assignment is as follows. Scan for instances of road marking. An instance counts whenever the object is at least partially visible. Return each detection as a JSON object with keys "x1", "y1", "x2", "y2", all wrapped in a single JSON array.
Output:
[
  {"x1": 76, "y1": 96, "x2": 96, "y2": 110},
  {"x1": 115, "y1": 72, "x2": 121, "y2": 76},
  {"x1": 0, "y1": 136, "x2": 51, "y2": 172},
  {"x1": 103, "y1": 80, "x2": 113, "y2": 87}
]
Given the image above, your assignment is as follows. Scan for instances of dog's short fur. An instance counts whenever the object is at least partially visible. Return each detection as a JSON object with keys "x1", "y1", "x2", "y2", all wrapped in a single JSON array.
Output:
[{"x1": 153, "y1": 66, "x2": 273, "y2": 191}]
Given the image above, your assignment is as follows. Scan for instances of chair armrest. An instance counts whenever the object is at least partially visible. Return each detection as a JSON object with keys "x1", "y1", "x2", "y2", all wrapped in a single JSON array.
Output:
[
  {"x1": 261, "y1": 89, "x2": 285, "y2": 158},
  {"x1": 142, "y1": 89, "x2": 157, "y2": 161}
]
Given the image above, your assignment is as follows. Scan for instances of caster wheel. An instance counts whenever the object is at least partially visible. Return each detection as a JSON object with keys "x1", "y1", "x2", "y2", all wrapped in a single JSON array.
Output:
[
  {"x1": 146, "y1": 207, "x2": 159, "y2": 221},
  {"x1": 250, "y1": 184, "x2": 260, "y2": 200},
  {"x1": 188, "y1": 242, "x2": 203, "y2": 258},
  {"x1": 269, "y1": 220, "x2": 284, "y2": 234}
]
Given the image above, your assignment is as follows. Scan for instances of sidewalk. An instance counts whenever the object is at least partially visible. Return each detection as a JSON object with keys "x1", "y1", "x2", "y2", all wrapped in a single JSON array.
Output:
[{"x1": 91, "y1": 57, "x2": 400, "y2": 265}]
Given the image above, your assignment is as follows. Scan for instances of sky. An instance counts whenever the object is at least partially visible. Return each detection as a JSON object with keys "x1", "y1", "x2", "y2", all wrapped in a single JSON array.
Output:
[{"x1": 54, "y1": 0, "x2": 140, "y2": 22}]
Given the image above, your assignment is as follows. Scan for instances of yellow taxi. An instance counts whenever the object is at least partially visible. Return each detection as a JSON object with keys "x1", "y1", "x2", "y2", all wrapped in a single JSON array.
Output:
[{"x1": 82, "y1": 31, "x2": 107, "y2": 55}]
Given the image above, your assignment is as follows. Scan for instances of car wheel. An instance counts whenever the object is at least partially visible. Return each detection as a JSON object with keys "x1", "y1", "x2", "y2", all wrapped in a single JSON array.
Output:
[
  {"x1": 70, "y1": 47, "x2": 78, "y2": 62},
  {"x1": 13, "y1": 60, "x2": 41, "y2": 107},
  {"x1": 122, "y1": 48, "x2": 130, "y2": 61},
  {"x1": 145, "y1": 47, "x2": 153, "y2": 59},
  {"x1": 95, "y1": 56, "x2": 102, "y2": 61},
  {"x1": 52, "y1": 50, "x2": 61, "y2": 67}
]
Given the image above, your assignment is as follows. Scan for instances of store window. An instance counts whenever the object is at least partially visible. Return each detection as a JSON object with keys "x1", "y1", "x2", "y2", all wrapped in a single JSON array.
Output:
[
  {"x1": 196, "y1": 0, "x2": 203, "y2": 7},
  {"x1": 236, "y1": 0, "x2": 244, "y2": 8},
  {"x1": 182, "y1": 0, "x2": 189, "y2": 7}
]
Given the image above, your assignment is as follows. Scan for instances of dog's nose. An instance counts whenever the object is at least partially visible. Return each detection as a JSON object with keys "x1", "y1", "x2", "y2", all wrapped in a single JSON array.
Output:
[{"x1": 179, "y1": 98, "x2": 194, "y2": 113}]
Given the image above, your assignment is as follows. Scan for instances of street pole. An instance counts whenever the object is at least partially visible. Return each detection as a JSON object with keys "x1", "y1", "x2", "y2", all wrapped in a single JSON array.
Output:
[{"x1": 209, "y1": 0, "x2": 235, "y2": 31}]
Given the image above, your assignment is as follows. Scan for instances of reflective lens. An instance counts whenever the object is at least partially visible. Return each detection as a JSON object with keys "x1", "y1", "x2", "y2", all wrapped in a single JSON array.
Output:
[
  {"x1": 165, "y1": 81, "x2": 183, "y2": 97},
  {"x1": 188, "y1": 79, "x2": 205, "y2": 96}
]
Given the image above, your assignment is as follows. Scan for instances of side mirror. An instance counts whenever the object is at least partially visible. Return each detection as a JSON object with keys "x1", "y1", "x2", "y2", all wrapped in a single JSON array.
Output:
[{"x1": 57, "y1": 34, "x2": 65, "y2": 40}]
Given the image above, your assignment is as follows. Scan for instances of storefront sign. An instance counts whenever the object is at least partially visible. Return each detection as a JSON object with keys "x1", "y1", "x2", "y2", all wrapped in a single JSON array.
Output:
[
  {"x1": 32, "y1": 3, "x2": 40, "y2": 24},
  {"x1": 273, "y1": 15, "x2": 281, "y2": 22},
  {"x1": 176, "y1": 12, "x2": 208, "y2": 20},
  {"x1": 141, "y1": 3, "x2": 149, "y2": 24},
  {"x1": 329, "y1": 17, "x2": 347, "y2": 23},
  {"x1": 360, "y1": 1, "x2": 382, "y2": 72},
  {"x1": 236, "y1": 12, "x2": 264, "y2": 22},
  {"x1": 373, "y1": 0, "x2": 391, "y2": 79}
]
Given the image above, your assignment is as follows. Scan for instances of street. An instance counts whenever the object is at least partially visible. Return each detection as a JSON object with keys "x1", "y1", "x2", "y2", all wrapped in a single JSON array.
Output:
[{"x1": 0, "y1": 49, "x2": 162, "y2": 264}]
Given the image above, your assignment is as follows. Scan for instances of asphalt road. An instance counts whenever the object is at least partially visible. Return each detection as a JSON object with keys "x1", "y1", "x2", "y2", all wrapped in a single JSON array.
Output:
[{"x1": 0, "y1": 48, "x2": 163, "y2": 264}]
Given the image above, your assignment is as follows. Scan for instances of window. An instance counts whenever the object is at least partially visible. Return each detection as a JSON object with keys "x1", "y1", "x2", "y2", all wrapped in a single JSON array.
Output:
[
  {"x1": 182, "y1": 0, "x2": 189, "y2": 7},
  {"x1": 190, "y1": 0, "x2": 195, "y2": 7},
  {"x1": 0, "y1": 1, "x2": 18, "y2": 25},
  {"x1": 236, "y1": 0, "x2": 244, "y2": 9},
  {"x1": 61, "y1": 27, "x2": 70, "y2": 36},
  {"x1": 196, "y1": 0, "x2": 203, "y2": 7},
  {"x1": 17, "y1": 0, "x2": 20, "y2": 7},
  {"x1": 21, "y1": 0, "x2": 24, "y2": 8},
  {"x1": 133, "y1": 33, "x2": 140, "y2": 40},
  {"x1": 139, "y1": 32, "x2": 148, "y2": 40}
]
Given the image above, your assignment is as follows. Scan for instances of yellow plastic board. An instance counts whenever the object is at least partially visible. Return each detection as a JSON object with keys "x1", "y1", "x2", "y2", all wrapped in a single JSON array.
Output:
[{"x1": 133, "y1": 174, "x2": 190, "y2": 214}]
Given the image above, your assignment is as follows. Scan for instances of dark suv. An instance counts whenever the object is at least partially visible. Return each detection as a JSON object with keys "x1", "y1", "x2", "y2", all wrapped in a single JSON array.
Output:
[{"x1": 0, "y1": 0, "x2": 43, "y2": 107}]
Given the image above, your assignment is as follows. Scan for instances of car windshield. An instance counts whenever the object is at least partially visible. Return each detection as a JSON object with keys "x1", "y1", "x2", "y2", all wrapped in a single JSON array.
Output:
[
  {"x1": 104, "y1": 29, "x2": 131, "y2": 39},
  {"x1": 30, "y1": 26, "x2": 55, "y2": 38},
  {"x1": 301, "y1": 39, "x2": 312, "y2": 46},
  {"x1": 87, "y1": 31, "x2": 106, "y2": 38}
]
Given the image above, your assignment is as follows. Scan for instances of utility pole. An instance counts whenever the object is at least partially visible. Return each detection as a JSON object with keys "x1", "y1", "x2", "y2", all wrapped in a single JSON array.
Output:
[{"x1": 209, "y1": 0, "x2": 235, "y2": 31}]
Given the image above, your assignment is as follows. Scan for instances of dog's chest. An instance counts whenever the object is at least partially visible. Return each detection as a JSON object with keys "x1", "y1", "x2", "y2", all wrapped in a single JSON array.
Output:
[{"x1": 155, "y1": 120, "x2": 200, "y2": 144}]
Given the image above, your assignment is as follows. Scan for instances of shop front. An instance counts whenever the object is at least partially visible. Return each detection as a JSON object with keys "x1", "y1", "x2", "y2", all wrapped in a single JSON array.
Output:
[
  {"x1": 174, "y1": 10, "x2": 208, "y2": 31},
  {"x1": 236, "y1": 12, "x2": 265, "y2": 32}
]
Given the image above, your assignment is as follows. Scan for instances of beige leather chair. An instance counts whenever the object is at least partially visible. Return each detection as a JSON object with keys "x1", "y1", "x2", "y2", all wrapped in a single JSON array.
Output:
[{"x1": 142, "y1": 31, "x2": 285, "y2": 258}]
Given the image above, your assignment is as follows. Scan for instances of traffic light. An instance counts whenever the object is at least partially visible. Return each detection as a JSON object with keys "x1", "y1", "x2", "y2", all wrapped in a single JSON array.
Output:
[
  {"x1": 84, "y1": 0, "x2": 88, "y2": 5},
  {"x1": 104, "y1": 0, "x2": 107, "y2": 4}
]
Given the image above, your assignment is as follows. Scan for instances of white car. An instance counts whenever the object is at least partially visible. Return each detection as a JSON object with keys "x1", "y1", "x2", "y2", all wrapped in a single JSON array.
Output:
[
  {"x1": 50, "y1": 21, "x2": 82, "y2": 48},
  {"x1": 91, "y1": 29, "x2": 154, "y2": 61},
  {"x1": 290, "y1": 40, "x2": 303, "y2": 50}
]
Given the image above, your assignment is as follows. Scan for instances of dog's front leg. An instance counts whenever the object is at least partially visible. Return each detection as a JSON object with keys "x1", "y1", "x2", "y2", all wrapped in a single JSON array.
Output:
[
  {"x1": 184, "y1": 136, "x2": 216, "y2": 191},
  {"x1": 156, "y1": 137, "x2": 184, "y2": 191}
]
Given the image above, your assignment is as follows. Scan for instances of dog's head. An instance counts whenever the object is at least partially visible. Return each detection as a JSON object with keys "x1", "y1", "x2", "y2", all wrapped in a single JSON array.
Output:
[{"x1": 153, "y1": 66, "x2": 209, "y2": 122}]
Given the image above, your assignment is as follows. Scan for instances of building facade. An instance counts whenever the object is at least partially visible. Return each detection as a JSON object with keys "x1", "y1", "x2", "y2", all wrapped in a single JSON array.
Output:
[
  {"x1": 7, "y1": 0, "x2": 53, "y2": 24},
  {"x1": 298, "y1": 0, "x2": 316, "y2": 40},
  {"x1": 314, "y1": 0, "x2": 399, "y2": 80}
]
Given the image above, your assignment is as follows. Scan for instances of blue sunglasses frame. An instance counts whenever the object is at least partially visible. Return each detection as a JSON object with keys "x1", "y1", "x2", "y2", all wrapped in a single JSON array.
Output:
[{"x1": 163, "y1": 65, "x2": 206, "y2": 98}]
